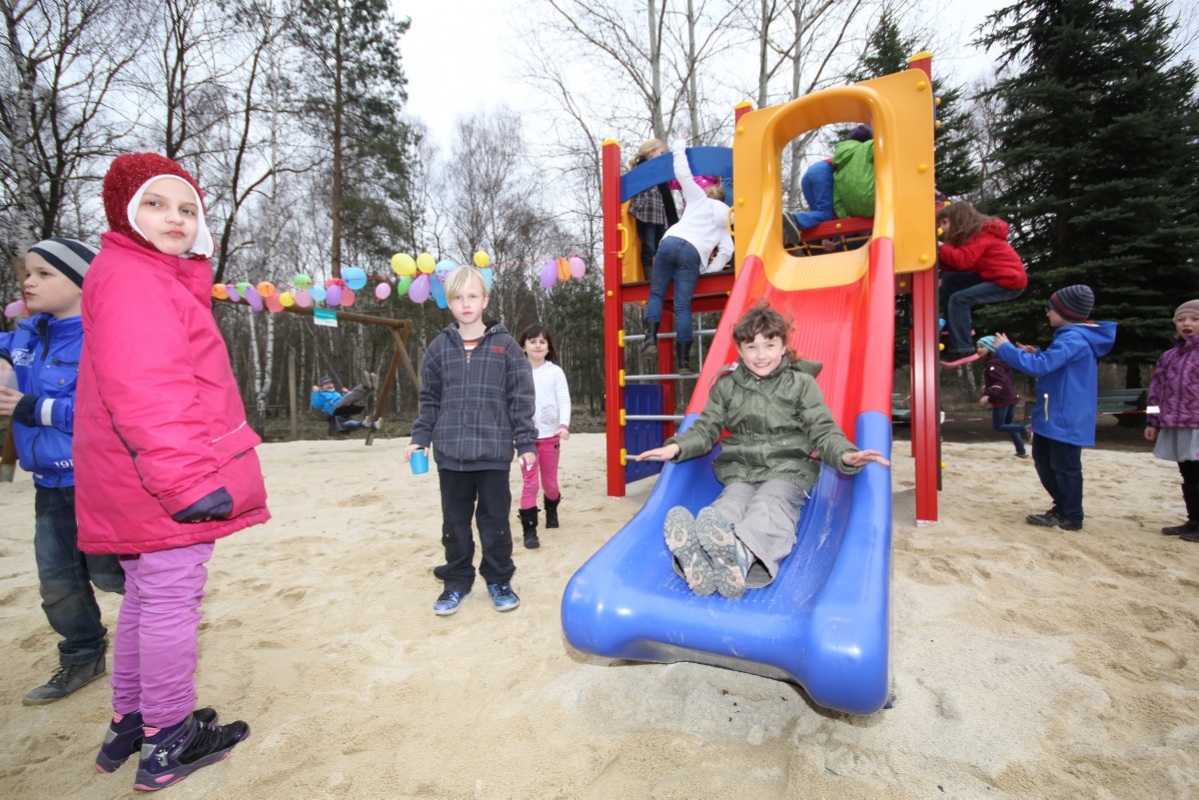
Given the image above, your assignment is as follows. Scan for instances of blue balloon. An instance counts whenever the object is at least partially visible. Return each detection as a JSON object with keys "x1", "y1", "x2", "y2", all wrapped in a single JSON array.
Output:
[
  {"x1": 342, "y1": 266, "x2": 367, "y2": 291},
  {"x1": 430, "y1": 274, "x2": 447, "y2": 308},
  {"x1": 310, "y1": 284, "x2": 328, "y2": 302},
  {"x1": 434, "y1": 259, "x2": 456, "y2": 280},
  {"x1": 481, "y1": 267, "x2": 494, "y2": 291}
]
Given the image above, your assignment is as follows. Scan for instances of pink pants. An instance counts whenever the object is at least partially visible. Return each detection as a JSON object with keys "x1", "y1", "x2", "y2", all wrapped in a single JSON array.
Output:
[
  {"x1": 520, "y1": 437, "x2": 561, "y2": 509},
  {"x1": 111, "y1": 542, "x2": 213, "y2": 728}
]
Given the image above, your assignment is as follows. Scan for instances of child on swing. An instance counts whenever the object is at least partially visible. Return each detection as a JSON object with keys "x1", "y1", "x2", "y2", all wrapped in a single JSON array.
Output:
[{"x1": 636, "y1": 304, "x2": 889, "y2": 598}]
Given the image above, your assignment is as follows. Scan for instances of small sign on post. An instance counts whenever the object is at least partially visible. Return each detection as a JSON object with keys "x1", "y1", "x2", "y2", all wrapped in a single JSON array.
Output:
[{"x1": 313, "y1": 308, "x2": 338, "y2": 328}]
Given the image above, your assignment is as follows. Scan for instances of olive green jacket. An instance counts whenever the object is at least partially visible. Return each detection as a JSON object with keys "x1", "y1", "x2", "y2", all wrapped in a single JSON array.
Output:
[{"x1": 666, "y1": 358, "x2": 861, "y2": 491}]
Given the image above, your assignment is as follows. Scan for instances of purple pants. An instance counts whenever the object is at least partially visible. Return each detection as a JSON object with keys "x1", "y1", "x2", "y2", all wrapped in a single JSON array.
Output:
[
  {"x1": 520, "y1": 437, "x2": 561, "y2": 509},
  {"x1": 111, "y1": 542, "x2": 213, "y2": 728}
]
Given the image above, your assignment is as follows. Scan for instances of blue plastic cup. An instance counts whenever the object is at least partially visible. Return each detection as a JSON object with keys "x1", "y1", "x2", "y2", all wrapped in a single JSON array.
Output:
[{"x1": 410, "y1": 449, "x2": 429, "y2": 475}]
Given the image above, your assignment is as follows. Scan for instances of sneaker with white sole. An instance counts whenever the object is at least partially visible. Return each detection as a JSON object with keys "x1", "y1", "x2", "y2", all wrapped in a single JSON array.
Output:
[
  {"x1": 486, "y1": 582, "x2": 520, "y2": 612},
  {"x1": 434, "y1": 590, "x2": 470, "y2": 615},
  {"x1": 696, "y1": 507, "x2": 747, "y2": 599}
]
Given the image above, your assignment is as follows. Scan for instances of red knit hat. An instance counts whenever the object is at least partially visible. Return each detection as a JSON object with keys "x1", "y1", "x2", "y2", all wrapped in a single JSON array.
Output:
[{"x1": 101, "y1": 153, "x2": 214, "y2": 257}]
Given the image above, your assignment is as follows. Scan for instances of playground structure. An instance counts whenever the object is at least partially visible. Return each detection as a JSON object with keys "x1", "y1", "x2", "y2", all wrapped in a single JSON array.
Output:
[{"x1": 562, "y1": 56, "x2": 941, "y2": 715}]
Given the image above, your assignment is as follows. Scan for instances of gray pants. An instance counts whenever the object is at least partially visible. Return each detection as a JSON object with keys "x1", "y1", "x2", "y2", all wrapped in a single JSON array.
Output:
[{"x1": 711, "y1": 480, "x2": 809, "y2": 588}]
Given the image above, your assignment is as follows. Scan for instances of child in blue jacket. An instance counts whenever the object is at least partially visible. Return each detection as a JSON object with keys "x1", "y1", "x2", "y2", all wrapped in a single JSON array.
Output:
[
  {"x1": 0, "y1": 238, "x2": 125, "y2": 705},
  {"x1": 994, "y1": 285, "x2": 1117, "y2": 531}
]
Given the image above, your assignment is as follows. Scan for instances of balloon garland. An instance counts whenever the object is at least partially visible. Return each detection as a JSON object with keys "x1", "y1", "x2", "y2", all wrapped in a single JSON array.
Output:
[{"x1": 212, "y1": 250, "x2": 588, "y2": 313}]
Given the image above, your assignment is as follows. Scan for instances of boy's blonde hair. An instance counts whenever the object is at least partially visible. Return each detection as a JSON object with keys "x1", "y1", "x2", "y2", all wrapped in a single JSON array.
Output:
[{"x1": 445, "y1": 265, "x2": 489, "y2": 301}]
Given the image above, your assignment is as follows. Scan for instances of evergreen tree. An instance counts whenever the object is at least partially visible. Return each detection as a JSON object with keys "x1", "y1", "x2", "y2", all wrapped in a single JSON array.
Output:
[
  {"x1": 850, "y1": 12, "x2": 982, "y2": 199},
  {"x1": 290, "y1": 0, "x2": 418, "y2": 276},
  {"x1": 977, "y1": 0, "x2": 1199, "y2": 378}
]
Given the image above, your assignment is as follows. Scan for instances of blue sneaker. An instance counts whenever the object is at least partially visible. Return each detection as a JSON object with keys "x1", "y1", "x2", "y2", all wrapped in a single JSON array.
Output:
[
  {"x1": 487, "y1": 582, "x2": 520, "y2": 612},
  {"x1": 133, "y1": 711, "x2": 249, "y2": 791},
  {"x1": 434, "y1": 590, "x2": 469, "y2": 616},
  {"x1": 94, "y1": 708, "x2": 217, "y2": 773}
]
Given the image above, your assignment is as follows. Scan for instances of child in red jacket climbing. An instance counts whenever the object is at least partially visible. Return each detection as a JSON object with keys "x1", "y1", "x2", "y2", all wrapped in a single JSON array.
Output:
[
  {"x1": 75, "y1": 153, "x2": 267, "y2": 789},
  {"x1": 937, "y1": 201, "x2": 1028, "y2": 366}
]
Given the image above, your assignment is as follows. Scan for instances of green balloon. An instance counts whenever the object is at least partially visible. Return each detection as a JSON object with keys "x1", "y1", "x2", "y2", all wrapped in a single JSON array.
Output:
[{"x1": 396, "y1": 275, "x2": 413, "y2": 294}]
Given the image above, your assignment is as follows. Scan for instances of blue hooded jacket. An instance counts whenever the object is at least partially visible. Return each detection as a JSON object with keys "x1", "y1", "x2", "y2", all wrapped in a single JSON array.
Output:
[
  {"x1": 996, "y1": 321, "x2": 1118, "y2": 447},
  {"x1": 0, "y1": 313, "x2": 82, "y2": 486}
]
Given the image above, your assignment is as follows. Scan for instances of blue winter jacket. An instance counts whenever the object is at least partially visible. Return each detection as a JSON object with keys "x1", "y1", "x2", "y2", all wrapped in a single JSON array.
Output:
[
  {"x1": 0, "y1": 314, "x2": 82, "y2": 487},
  {"x1": 996, "y1": 321, "x2": 1118, "y2": 447}
]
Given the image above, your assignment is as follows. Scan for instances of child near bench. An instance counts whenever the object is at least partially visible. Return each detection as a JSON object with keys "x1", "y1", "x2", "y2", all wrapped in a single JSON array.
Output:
[
  {"x1": 993, "y1": 285, "x2": 1116, "y2": 531},
  {"x1": 1145, "y1": 299, "x2": 1199, "y2": 540}
]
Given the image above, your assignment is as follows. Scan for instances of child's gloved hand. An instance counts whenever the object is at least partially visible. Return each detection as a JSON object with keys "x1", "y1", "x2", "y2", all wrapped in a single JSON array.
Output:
[{"x1": 171, "y1": 487, "x2": 234, "y2": 522}]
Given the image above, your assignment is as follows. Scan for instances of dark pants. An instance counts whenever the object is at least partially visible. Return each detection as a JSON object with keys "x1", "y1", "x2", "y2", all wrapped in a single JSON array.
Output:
[
  {"x1": 1031, "y1": 435, "x2": 1084, "y2": 525},
  {"x1": 991, "y1": 404, "x2": 1027, "y2": 456},
  {"x1": 34, "y1": 486, "x2": 125, "y2": 666},
  {"x1": 939, "y1": 272, "x2": 1023, "y2": 354},
  {"x1": 645, "y1": 236, "x2": 702, "y2": 344},
  {"x1": 635, "y1": 219, "x2": 666, "y2": 273},
  {"x1": 438, "y1": 469, "x2": 516, "y2": 593}
]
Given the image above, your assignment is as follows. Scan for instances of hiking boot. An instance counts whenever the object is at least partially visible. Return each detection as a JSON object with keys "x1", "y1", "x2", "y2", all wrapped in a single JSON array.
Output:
[
  {"x1": 1026, "y1": 511, "x2": 1066, "y2": 527},
  {"x1": 675, "y1": 341, "x2": 693, "y2": 376},
  {"x1": 544, "y1": 496, "x2": 560, "y2": 529},
  {"x1": 133, "y1": 711, "x2": 249, "y2": 791},
  {"x1": 696, "y1": 507, "x2": 747, "y2": 599},
  {"x1": 486, "y1": 582, "x2": 520, "y2": 612},
  {"x1": 1163, "y1": 521, "x2": 1199, "y2": 536},
  {"x1": 641, "y1": 321, "x2": 659, "y2": 359},
  {"x1": 23, "y1": 656, "x2": 106, "y2": 705},
  {"x1": 1180, "y1": 530, "x2": 1199, "y2": 543},
  {"x1": 663, "y1": 507, "x2": 715, "y2": 596},
  {"x1": 1058, "y1": 520, "x2": 1083, "y2": 531},
  {"x1": 434, "y1": 590, "x2": 470, "y2": 616},
  {"x1": 95, "y1": 708, "x2": 217, "y2": 774}
]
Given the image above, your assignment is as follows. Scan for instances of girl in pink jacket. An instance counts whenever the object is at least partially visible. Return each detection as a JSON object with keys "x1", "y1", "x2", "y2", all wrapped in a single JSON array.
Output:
[{"x1": 75, "y1": 153, "x2": 267, "y2": 789}]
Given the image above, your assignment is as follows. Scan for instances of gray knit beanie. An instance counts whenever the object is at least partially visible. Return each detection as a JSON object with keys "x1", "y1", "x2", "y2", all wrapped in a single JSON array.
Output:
[
  {"x1": 26, "y1": 238, "x2": 98, "y2": 288},
  {"x1": 1048, "y1": 285, "x2": 1094, "y2": 322},
  {"x1": 1174, "y1": 299, "x2": 1199, "y2": 321}
]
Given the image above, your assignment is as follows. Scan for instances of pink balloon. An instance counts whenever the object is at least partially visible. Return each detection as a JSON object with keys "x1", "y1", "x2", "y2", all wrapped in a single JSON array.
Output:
[
  {"x1": 4, "y1": 299, "x2": 27, "y2": 318},
  {"x1": 294, "y1": 289, "x2": 312, "y2": 307},
  {"x1": 541, "y1": 259, "x2": 558, "y2": 289},
  {"x1": 408, "y1": 273, "x2": 431, "y2": 303},
  {"x1": 340, "y1": 289, "x2": 356, "y2": 307},
  {"x1": 325, "y1": 283, "x2": 343, "y2": 306},
  {"x1": 265, "y1": 293, "x2": 284, "y2": 313},
  {"x1": 568, "y1": 256, "x2": 586, "y2": 279},
  {"x1": 375, "y1": 282, "x2": 392, "y2": 300}
]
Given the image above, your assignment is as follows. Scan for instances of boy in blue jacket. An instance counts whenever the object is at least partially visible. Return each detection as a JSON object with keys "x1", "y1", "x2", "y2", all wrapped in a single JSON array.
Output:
[
  {"x1": 994, "y1": 285, "x2": 1117, "y2": 531},
  {"x1": 0, "y1": 238, "x2": 125, "y2": 704}
]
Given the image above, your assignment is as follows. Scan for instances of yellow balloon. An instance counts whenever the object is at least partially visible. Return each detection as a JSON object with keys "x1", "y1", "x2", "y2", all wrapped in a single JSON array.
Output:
[
  {"x1": 211, "y1": 284, "x2": 229, "y2": 300},
  {"x1": 473, "y1": 251, "x2": 490, "y2": 268},
  {"x1": 416, "y1": 253, "x2": 436, "y2": 274},
  {"x1": 279, "y1": 291, "x2": 295, "y2": 307},
  {"x1": 256, "y1": 281, "x2": 276, "y2": 297},
  {"x1": 391, "y1": 253, "x2": 416, "y2": 276}
]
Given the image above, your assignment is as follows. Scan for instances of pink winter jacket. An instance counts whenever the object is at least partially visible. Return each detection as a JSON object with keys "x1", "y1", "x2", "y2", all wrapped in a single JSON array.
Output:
[{"x1": 75, "y1": 232, "x2": 270, "y2": 555}]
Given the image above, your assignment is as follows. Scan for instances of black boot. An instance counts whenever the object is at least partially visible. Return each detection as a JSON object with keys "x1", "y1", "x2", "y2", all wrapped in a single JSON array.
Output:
[
  {"x1": 641, "y1": 321, "x2": 659, "y2": 359},
  {"x1": 1164, "y1": 483, "x2": 1199, "y2": 535},
  {"x1": 544, "y1": 495, "x2": 560, "y2": 529},
  {"x1": 519, "y1": 507, "x2": 540, "y2": 549},
  {"x1": 675, "y1": 341, "x2": 693, "y2": 375}
]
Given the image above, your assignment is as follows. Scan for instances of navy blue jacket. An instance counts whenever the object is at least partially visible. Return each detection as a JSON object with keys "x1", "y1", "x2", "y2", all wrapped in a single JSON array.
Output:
[
  {"x1": 0, "y1": 314, "x2": 82, "y2": 487},
  {"x1": 997, "y1": 321, "x2": 1118, "y2": 447}
]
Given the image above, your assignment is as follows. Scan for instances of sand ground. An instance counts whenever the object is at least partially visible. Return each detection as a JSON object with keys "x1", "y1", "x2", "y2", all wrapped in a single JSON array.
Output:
[{"x1": 2, "y1": 431, "x2": 1198, "y2": 798}]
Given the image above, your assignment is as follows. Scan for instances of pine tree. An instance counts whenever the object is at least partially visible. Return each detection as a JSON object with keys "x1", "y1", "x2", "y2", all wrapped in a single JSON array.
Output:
[
  {"x1": 290, "y1": 0, "x2": 418, "y2": 276},
  {"x1": 850, "y1": 12, "x2": 982, "y2": 199},
  {"x1": 977, "y1": 0, "x2": 1199, "y2": 378}
]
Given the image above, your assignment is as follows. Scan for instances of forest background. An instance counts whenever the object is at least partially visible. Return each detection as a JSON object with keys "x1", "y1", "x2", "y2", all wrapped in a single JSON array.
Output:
[{"x1": 2, "y1": 0, "x2": 1198, "y2": 438}]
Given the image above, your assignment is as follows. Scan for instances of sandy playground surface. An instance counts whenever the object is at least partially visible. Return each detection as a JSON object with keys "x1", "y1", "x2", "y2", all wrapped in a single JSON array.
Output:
[{"x1": 2, "y1": 430, "x2": 1199, "y2": 798}]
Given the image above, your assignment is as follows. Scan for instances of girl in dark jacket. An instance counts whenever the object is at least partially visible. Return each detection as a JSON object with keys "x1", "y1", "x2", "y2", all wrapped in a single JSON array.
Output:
[
  {"x1": 1146, "y1": 300, "x2": 1199, "y2": 539},
  {"x1": 976, "y1": 335, "x2": 1029, "y2": 458}
]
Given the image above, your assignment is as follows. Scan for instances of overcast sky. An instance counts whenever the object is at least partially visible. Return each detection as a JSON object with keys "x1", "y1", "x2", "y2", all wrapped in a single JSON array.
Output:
[{"x1": 391, "y1": 0, "x2": 1009, "y2": 148}]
